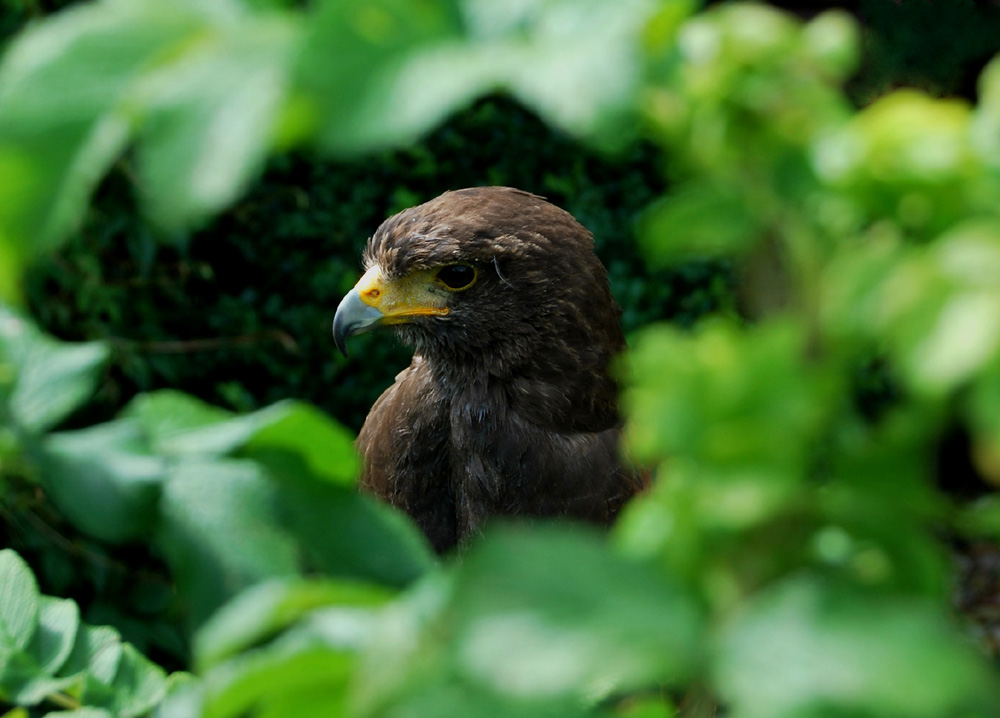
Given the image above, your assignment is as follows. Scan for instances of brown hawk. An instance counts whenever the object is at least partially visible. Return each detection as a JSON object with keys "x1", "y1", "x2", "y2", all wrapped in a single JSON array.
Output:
[{"x1": 334, "y1": 187, "x2": 641, "y2": 553}]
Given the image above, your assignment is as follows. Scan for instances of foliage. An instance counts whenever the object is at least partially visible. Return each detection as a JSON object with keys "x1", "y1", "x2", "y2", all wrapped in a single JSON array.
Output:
[
  {"x1": 2, "y1": 1, "x2": 1000, "y2": 718},
  {"x1": 24, "y1": 98, "x2": 727, "y2": 434},
  {"x1": 0, "y1": 548, "x2": 179, "y2": 716}
]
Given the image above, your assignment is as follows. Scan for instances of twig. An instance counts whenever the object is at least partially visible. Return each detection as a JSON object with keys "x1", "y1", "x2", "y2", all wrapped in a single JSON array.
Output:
[{"x1": 108, "y1": 329, "x2": 299, "y2": 355}]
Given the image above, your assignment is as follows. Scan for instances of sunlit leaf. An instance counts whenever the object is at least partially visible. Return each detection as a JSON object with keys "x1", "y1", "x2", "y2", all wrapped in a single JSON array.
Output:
[
  {"x1": 103, "y1": 643, "x2": 168, "y2": 718},
  {"x1": 137, "y1": 13, "x2": 297, "y2": 229},
  {"x1": 242, "y1": 401, "x2": 359, "y2": 485},
  {"x1": 3, "y1": 598, "x2": 81, "y2": 704},
  {"x1": 0, "y1": 1, "x2": 205, "y2": 251},
  {"x1": 448, "y1": 526, "x2": 703, "y2": 699},
  {"x1": 296, "y1": 0, "x2": 464, "y2": 154},
  {"x1": 0, "y1": 307, "x2": 108, "y2": 434},
  {"x1": 201, "y1": 643, "x2": 353, "y2": 718},
  {"x1": 273, "y1": 468, "x2": 435, "y2": 587},
  {"x1": 195, "y1": 578, "x2": 391, "y2": 670},
  {"x1": 0, "y1": 550, "x2": 40, "y2": 657},
  {"x1": 39, "y1": 419, "x2": 166, "y2": 543},
  {"x1": 157, "y1": 458, "x2": 299, "y2": 626},
  {"x1": 716, "y1": 577, "x2": 1000, "y2": 718},
  {"x1": 462, "y1": 0, "x2": 658, "y2": 146}
]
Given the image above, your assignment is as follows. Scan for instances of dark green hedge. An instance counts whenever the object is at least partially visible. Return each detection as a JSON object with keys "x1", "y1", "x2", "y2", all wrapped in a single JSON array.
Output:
[
  {"x1": 26, "y1": 96, "x2": 731, "y2": 432},
  {"x1": 18, "y1": 1, "x2": 1000, "y2": 433}
]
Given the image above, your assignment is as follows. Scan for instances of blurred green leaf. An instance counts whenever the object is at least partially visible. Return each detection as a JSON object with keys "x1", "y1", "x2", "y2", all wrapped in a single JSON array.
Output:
[
  {"x1": 39, "y1": 419, "x2": 165, "y2": 543},
  {"x1": 0, "y1": 550, "x2": 40, "y2": 657},
  {"x1": 242, "y1": 401, "x2": 359, "y2": 485},
  {"x1": 101, "y1": 643, "x2": 168, "y2": 718},
  {"x1": 272, "y1": 467, "x2": 435, "y2": 588},
  {"x1": 625, "y1": 319, "x2": 833, "y2": 474},
  {"x1": 801, "y1": 10, "x2": 859, "y2": 81},
  {"x1": 967, "y1": 362, "x2": 1000, "y2": 485},
  {"x1": 194, "y1": 577, "x2": 391, "y2": 670},
  {"x1": 125, "y1": 393, "x2": 355, "y2": 478},
  {"x1": 137, "y1": 12, "x2": 297, "y2": 229},
  {"x1": 122, "y1": 390, "x2": 234, "y2": 452},
  {"x1": 296, "y1": 0, "x2": 464, "y2": 154},
  {"x1": 957, "y1": 495, "x2": 1000, "y2": 540},
  {"x1": 447, "y1": 526, "x2": 703, "y2": 700},
  {"x1": 829, "y1": 221, "x2": 1000, "y2": 397},
  {"x1": 462, "y1": 0, "x2": 659, "y2": 146},
  {"x1": 2, "y1": 597, "x2": 80, "y2": 704},
  {"x1": 972, "y1": 55, "x2": 1000, "y2": 165},
  {"x1": 59, "y1": 624, "x2": 123, "y2": 686},
  {"x1": 0, "y1": 306, "x2": 108, "y2": 434},
  {"x1": 716, "y1": 577, "x2": 1000, "y2": 718},
  {"x1": 156, "y1": 458, "x2": 299, "y2": 626},
  {"x1": 200, "y1": 643, "x2": 354, "y2": 718},
  {"x1": 123, "y1": 391, "x2": 277, "y2": 457},
  {"x1": 639, "y1": 184, "x2": 758, "y2": 261},
  {"x1": 0, "y1": 1, "x2": 205, "y2": 253}
]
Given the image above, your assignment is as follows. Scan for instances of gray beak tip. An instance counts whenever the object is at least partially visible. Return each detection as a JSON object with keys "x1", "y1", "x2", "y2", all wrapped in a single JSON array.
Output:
[{"x1": 333, "y1": 287, "x2": 384, "y2": 357}]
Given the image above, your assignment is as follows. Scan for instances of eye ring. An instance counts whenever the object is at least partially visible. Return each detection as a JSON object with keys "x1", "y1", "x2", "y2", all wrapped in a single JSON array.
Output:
[{"x1": 435, "y1": 264, "x2": 478, "y2": 291}]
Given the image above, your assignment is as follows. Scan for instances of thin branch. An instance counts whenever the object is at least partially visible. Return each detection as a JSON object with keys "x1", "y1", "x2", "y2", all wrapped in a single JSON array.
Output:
[{"x1": 108, "y1": 329, "x2": 299, "y2": 355}]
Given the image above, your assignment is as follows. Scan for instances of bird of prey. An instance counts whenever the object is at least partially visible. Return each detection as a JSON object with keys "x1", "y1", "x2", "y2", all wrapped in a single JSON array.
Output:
[{"x1": 333, "y1": 187, "x2": 642, "y2": 553}]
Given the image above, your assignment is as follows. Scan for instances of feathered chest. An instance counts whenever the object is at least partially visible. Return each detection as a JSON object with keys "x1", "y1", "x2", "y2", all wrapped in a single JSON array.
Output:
[{"x1": 355, "y1": 357, "x2": 633, "y2": 553}]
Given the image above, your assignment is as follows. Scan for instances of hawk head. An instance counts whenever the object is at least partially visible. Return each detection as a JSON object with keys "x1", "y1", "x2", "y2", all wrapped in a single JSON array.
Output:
[{"x1": 333, "y1": 186, "x2": 625, "y2": 431}]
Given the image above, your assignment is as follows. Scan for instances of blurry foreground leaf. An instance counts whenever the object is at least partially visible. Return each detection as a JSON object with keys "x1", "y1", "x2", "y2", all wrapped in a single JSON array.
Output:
[
  {"x1": 0, "y1": 306, "x2": 108, "y2": 434},
  {"x1": 39, "y1": 419, "x2": 166, "y2": 544},
  {"x1": 716, "y1": 577, "x2": 1000, "y2": 718}
]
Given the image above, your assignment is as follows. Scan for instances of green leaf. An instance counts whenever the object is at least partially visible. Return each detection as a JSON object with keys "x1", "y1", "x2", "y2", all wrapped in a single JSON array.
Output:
[
  {"x1": 243, "y1": 401, "x2": 359, "y2": 486},
  {"x1": 0, "y1": 1, "x2": 206, "y2": 252},
  {"x1": 43, "y1": 710, "x2": 113, "y2": 718},
  {"x1": 639, "y1": 184, "x2": 759, "y2": 262},
  {"x1": 296, "y1": 0, "x2": 464, "y2": 154},
  {"x1": 3, "y1": 597, "x2": 81, "y2": 705},
  {"x1": 273, "y1": 468, "x2": 435, "y2": 588},
  {"x1": 126, "y1": 391, "x2": 269, "y2": 457},
  {"x1": 0, "y1": 307, "x2": 108, "y2": 434},
  {"x1": 31, "y1": 598, "x2": 79, "y2": 677},
  {"x1": 447, "y1": 526, "x2": 703, "y2": 700},
  {"x1": 957, "y1": 495, "x2": 1000, "y2": 540},
  {"x1": 0, "y1": 550, "x2": 40, "y2": 657},
  {"x1": 195, "y1": 578, "x2": 391, "y2": 670},
  {"x1": 39, "y1": 419, "x2": 165, "y2": 543},
  {"x1": 125, "y1": 393, "x2": 336, "y2": 462},
  {"x1": 972, "y1": 55, "x2": 1000, "y2": 165},
  {"x1": 103, "y1": 643, "x2": 167, "y2": 718},
  {"x1": 715, "y1": 577, "x2": 1000, "y2": 718},
  {"x1": 202, "y1": 644, "x2": 354, "y2": 718},
  {"x1": 157, "y1": 458, "x2": 299, "y2": 626},
  {"x1": 61, "y1": 625, "x2": 122, "y2": 686},
  {"x1": 463, "y1": 0, "x2": 658, "y2": 146},
  {"x1": 844, "y1": 221, "x2": 1000, "y2": 396},
  {"x1": 122, "y1": 390, "x2": 234, "y2": 452},
  {"x1": 623, "y1": 320, "x2": 837, "y2": 536},
  {"x1": 137, "y1": 12, "x2": 297, "y2": 229},
  {"x1": 801, "y1": 10, "x2": 859, "y2": 81},
  {"x1": 156, "y1": 679, "x2": 205, "y2": 718}
]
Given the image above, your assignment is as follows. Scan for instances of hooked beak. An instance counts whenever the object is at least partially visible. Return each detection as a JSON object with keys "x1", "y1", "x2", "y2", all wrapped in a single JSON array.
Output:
[
  {"x1": 332, "y1": 286, "x2": 384, "y2": 356},
  {"x1": 332, "y1": 266, "x2": 450, "y2": 356}
]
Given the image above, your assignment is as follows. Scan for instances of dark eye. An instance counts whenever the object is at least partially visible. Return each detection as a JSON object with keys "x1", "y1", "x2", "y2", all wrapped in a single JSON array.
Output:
[{"x1": 436, "y1": 264, "x2": 477, "y2": 290}]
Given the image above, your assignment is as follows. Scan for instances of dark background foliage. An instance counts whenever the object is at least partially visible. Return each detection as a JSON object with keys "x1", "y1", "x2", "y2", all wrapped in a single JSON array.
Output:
[
  {"x1": 12, "y1": 0, "x2": 1000, "y2": 435},
  {"x1": 3, "y1": 0, "x2": 1000, "y2": 704},
  {"x1": 24, "y1": 97, "x2": 730, "y2": 433}
]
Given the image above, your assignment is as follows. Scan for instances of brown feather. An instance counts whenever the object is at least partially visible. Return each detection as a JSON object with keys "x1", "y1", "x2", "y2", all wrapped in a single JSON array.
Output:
[{"x1": 351, "y1": 187, "x2": 641, "y2": 552}]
